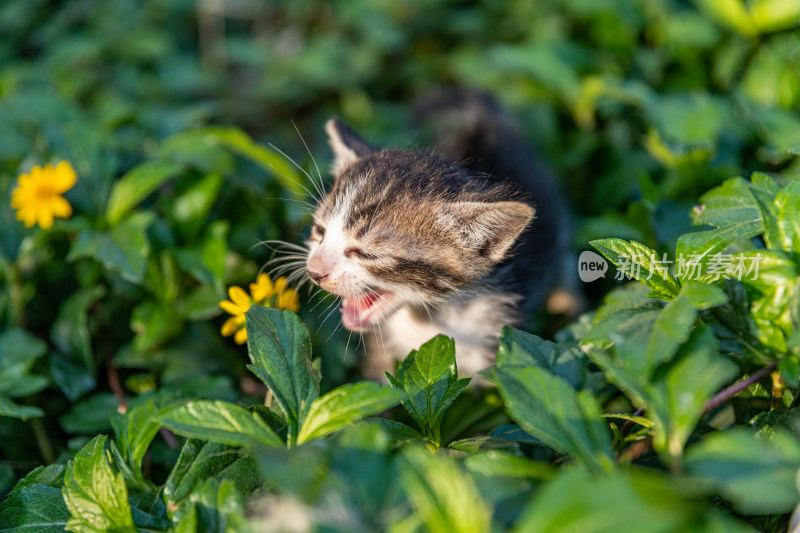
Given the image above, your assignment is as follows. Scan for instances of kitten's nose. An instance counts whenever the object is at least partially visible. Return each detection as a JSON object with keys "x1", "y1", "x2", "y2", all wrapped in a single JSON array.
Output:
[
  {"x1": 308, "y1": 269, "x2": 329, "y2": 284},
  {"x1": 307, "y1": 255, "x2": 331, "y2": 284}
]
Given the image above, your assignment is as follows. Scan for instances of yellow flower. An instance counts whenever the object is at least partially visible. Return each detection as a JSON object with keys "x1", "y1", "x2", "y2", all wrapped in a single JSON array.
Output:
[
  {"x1": 219, "y1": 274, "x2": 300, "y2": 344},
  {"x1": 10, "y1": 161, "x2": 77, "y2": 229}
]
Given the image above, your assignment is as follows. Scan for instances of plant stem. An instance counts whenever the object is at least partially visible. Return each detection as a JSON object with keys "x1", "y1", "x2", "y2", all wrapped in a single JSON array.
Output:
[
  {"x1": 106, "y1": 359, "x2": 128, "y2": 413},
  {"x1": 771, "y1": 371, "x2": 786, "y2": 410},
  {"x1": 30, "y1": 417, "x2": 55, "y2": 464},
  {"x1": 703, "y1": 362, "x2": 779, "y2": 414}
]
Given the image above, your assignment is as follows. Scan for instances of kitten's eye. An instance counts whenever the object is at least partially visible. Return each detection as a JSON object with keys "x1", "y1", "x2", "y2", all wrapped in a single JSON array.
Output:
[
  {"x1": 312, "y1": 224, "x2": 325, "y2": 239},
  {"x1": 345, "y1": 247, "x2": 368, "y2": 259}
]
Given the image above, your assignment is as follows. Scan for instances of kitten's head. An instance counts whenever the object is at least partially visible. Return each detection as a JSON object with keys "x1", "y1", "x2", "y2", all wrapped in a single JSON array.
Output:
[{"x1": 305, "y1": 119, "x2": 534, "y2": 331}]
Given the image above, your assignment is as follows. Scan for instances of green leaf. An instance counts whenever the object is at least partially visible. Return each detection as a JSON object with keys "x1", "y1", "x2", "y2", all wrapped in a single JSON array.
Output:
[
  {"x1": 647, "y1": 326, "x2": 739, "y2": 462},
  {"x1": 385, "y1": 335, "x2": 470, "y2": 445},
  {"x1": 173, "y1": 478, "x2": 245, "y2": 533},
  {"x1": 686, "y1": 428, "x2": 800, "y2": 514},
  {"x1": 170, "y1": 172, "x2": 224, "y2": 242},
  {"x1": 463, "y1": 451, "x2": 554, "y2": 480},
  {"x1": 110, "y1": 394, "x2": 176, "y2": 489},
  {"x1": 59, "y1": 392, "x2": 118, "y2": 434},
  {"x1": 0, "y1": 329, "x2": 49, "y2": 409},
  {"x1": 590, "y1": 239, "x2": 680, "y2": 299},
  {"x1": 0, "y1": 484, "x2": 70, "y2": 532},
  {"x1": 675, "y1": 221, "x2": 763, "y2": 281},
  {"x1": 11, "y1": 464, "x2": 66, "y2": 491},
  {"x1": 164, "y1": 440, "x2": 256, "y2": 513},
  {"x1": 399, "y1": 446, "x2": 491, "y2": 533},
  {"x1": 0, "y1": 464, "x2": 68, "y2": 532},
  {"x1": 128, "y1": 491, "x2": 169, "y2": 531},
  {"x1": 106, "y1": 160, "x2": 184, "y2": 225},
  {"x1": 61, "y1": 435, "x2": 136, "y2": 533},
  {"x1": 245, "y1": 307, "x2": 319, "y2": 447},
  {"x1": 67, "y1": 212, "x2": 155, "y2": 284},
  {"x1": 775, "y1": 179, "x2": 800, "y2": 253},
  {"x1": 297, "y1": 382, "x2": 405, "y2": 444},
  {"x1": 496, "y1": 326, "x2": 585, "y2": 388},
  {"x1": 202, "y1": 127, "x2": 307, "y2": 198},
  {"x1": 513, "y1": 468, "x2": 749, "y2": 533},
  {"x1": 691, "y1": 176, "x2": 761, "y2": 228},
  {"x1": 156, "y1": 399, "x2": 283, "y2": 449},
  {"x1": 489, "y1": 366, "x2": 614, "y2": 474}
]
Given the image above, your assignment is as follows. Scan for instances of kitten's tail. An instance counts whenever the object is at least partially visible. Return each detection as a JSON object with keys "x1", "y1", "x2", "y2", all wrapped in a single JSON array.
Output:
[{"x1": 412, "y1": 89, "x2": 581, "y2": 318}]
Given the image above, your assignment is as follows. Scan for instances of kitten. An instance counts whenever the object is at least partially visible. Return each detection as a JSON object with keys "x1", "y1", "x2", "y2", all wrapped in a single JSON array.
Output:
[{"x1": 304, "y1": 91, "x2": 569, "y2": 378}]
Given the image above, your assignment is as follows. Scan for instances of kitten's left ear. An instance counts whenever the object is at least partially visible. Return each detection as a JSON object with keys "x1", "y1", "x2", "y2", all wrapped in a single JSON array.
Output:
[
  {"x1": 325, "y1": 118, "x2": 374, "y2": 175},
  {"x1": 439, "y1": 201, "x2": 535, "y2": 262}
]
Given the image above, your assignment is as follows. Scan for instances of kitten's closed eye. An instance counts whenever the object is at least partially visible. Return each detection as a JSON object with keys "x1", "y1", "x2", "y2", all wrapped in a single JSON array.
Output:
[
  {"x1": 345, "y1": 247, "x2": 369, "y2": 259},
  {"x1": 310, "y1": 223, "x2": 325, "y2": 240}
]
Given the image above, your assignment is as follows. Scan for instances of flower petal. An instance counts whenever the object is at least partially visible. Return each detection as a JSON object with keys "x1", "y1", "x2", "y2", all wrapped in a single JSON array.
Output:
[
  {"x1": 274, "y1": 276, "x2": 287, "y2": 293},
  {"x1": 228, "y1": 286, "x2": 251, "y2": 308},
  {"x1": 53, "y1": 161, "x2": 77, "y2": 192},
  {"x1": 37, "y1": 209, "x2": 54, "y2": 230},
  {"x1": 219, "y1": 300, "x2": 245, "y2": 316},
  {"x1": 250, "y1": 273, "x2": 274, "y2": 302},
  {"x1": 221, "y1": 317, "x2": 239, "y2": 337},
  {"x1": 49, "y1": 196, "x2": 72, "y2": 218},
  {"x1": 277, "y1": 289, "x2": 300, "y2": 312},
  {"x1": 234, "y1": 327, "x2": 248, "y2": 345}
]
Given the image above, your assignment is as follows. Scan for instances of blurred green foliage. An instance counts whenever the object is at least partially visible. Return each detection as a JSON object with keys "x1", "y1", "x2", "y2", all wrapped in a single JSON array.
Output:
[{"x1": 0, "y1": 0, "x2": 800, "y2": 531}]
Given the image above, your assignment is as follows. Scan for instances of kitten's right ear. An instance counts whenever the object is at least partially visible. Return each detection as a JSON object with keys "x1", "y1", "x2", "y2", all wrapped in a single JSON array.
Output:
[{"x1": 325, "y1": 118, "x2": 374, "y2": 175}]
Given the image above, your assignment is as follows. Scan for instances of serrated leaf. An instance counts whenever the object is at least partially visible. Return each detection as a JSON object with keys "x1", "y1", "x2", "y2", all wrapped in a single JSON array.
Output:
[
  {"x1": 156, "y1": 400, "x2": 283, "y2": 449},
  {"x1": 297, "y1": 382, "x2": 405, "y2": 444},
  {"x1": 496, "y1": 327, "x2": 585, "y2": 388},
  {"x1": 386, "y1": 335, "x2": 470, "y2": 445},
  {"x1": 590, "y1": 239, "x2": 680, "y2": 299},
  {"x1": 164, "y1": 440, "x2": 255, "y2": 513},
  {"x1": 675, "y1": 221, "x2": 762, "y2": 281},
  {"x1": 691, "y1": 176, "x2": 761, "y2": 228},
  {"x1": 489, "y1": 366, "x2": 614, "y2": 474},
  {"x1": 0, "y1": 484, "x2": 70, "y2": 532},
  {"x1": 399, "y1": 446, "x2": 491, "y2": 533},
  {"x1": 245, "y1": 307, "x2": 319, "y2": 447},
  {"x1": 106, "y1": 160, "x2": 184, "y2": 225},
  {"x1": 686, "y1": 428, "x2": 800, "y2": 514},
  {"x1": 61, "y1": 435, "x2": 136, "y2": 533}
]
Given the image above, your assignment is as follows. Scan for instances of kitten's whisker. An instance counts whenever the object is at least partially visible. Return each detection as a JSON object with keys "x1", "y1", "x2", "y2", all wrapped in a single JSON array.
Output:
[
  {"x1": 260, "y1": 197, "x2": 317, "y2": 212},
  {"x1": 268, "y1": 143, "x2": 325, "y2": 204},
  {"x1": 260, "y1": 239, "x2": 309, "y2": 253},
  {"x1": 317, "y1": 297, "x2": 342, "y2": 334},
  {"x1": 291, "y1": 120, "x2": 325, "y2": 192}
]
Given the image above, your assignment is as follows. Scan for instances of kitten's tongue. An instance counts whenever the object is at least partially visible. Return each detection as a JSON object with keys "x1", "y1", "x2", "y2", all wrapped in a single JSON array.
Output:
[{"x1": 340, "y1": 292, "x2": 392, "y2": 330}]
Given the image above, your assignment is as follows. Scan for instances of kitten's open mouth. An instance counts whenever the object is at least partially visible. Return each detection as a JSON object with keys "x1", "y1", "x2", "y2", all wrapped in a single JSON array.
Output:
[{"x1": 340, "y1": 291, "x2": 393, "y2": 331}]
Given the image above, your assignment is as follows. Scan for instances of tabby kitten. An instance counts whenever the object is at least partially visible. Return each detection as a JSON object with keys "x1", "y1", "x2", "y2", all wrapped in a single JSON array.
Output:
[{"x1": 304, "y1": 91, "x2": 568, "y2": 378}]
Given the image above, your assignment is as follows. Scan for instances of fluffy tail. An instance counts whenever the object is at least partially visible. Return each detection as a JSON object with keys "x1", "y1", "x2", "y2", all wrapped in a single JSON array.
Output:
[{"x1": 412, "y1": 89, "x2": 578, "y2": 317}]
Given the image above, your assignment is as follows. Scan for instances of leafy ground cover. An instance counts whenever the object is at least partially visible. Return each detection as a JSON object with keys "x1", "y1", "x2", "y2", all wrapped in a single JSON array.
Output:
[{"x1": 1, "y1": 0, "x2": 800, "y2": 531}]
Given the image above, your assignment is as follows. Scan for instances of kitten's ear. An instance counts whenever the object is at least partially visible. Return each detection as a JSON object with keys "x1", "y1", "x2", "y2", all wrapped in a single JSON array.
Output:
[
  {"x1": 439, "y1": 201, "x2": 535, "y2": 262},
  {"x1": 325, "y1": 118, "x2": 374, "y2": 175}
]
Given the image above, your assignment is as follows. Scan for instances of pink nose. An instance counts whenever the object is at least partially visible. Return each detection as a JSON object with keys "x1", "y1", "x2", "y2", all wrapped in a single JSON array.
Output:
[{"x1": 307, "y1": 254, "x2": 332, "y2": 284}]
